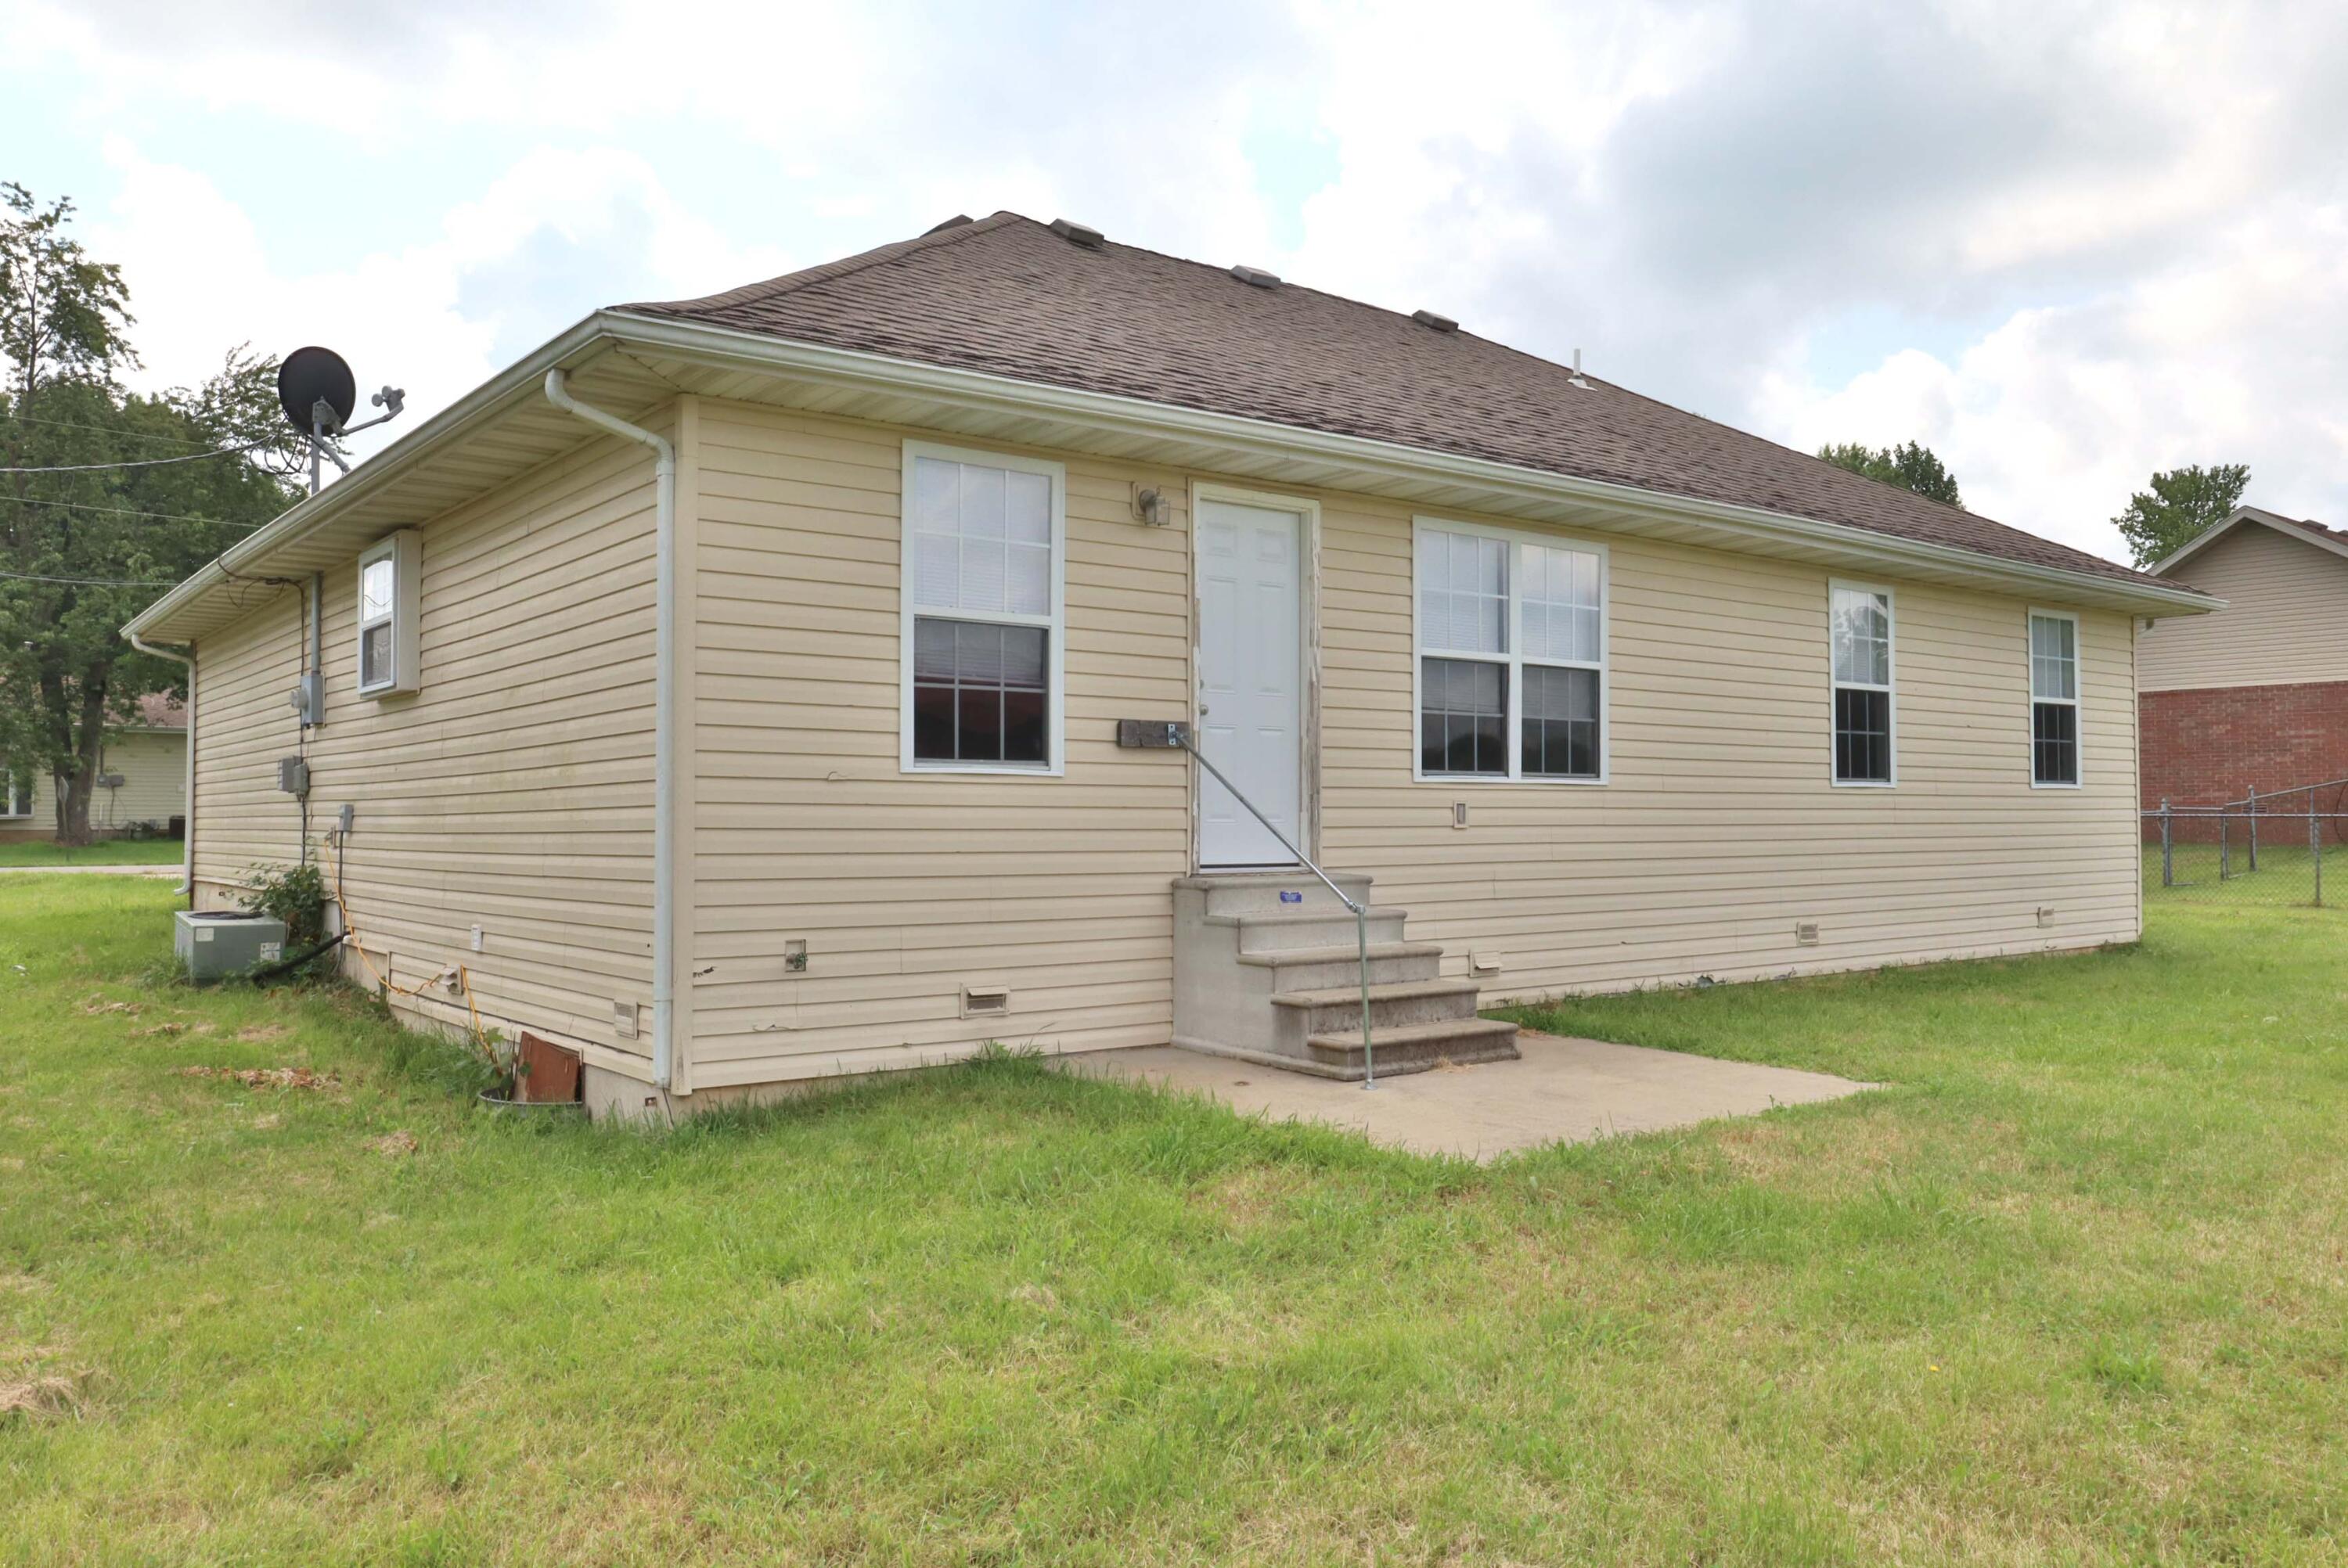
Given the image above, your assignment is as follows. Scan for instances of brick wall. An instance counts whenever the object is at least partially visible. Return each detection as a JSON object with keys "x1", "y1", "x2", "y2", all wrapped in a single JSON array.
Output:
[{"x1": 2140, "y1": 679, "x2": 2348, "y2": 840}]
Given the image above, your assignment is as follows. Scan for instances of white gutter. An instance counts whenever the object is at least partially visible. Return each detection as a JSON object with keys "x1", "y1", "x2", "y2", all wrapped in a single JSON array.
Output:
[
  {"x1": 126, "y1": 631, "x2": 195, "y2": 898},
  {"x1": 122, "y1": 315, "x2": 618, "y2": 642},
  {"x1": 125, "y1": 310, "x2": 2220, "y2": 635},
  {"x1": 542, "y1": 369, "x2": 679, "y2": 1093},
  {"x1": 603, "y1": 311, "x2": 2227, "y2": 617}
]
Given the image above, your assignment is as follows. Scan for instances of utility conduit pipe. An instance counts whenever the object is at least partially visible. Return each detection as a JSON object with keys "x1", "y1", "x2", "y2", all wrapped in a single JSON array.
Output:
[{"x1": 128, "y1": 631, "x2": 196, "y2": 899}]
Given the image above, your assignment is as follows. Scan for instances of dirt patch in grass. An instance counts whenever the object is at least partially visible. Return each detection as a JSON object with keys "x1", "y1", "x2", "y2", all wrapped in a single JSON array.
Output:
[
  {"x1": 369, "y1": 1130, "x2": 419, "y2": 1156},
  {"x1": 177, "y1": 1066, "x2": 340, "y2": 1091},
  {"x1": 78, "y1": 994, "x2": 142, "y2": 1016},
  {"x1": 235, "y1": 1024, "x2": 292, "y2": 1044},
  {"x1": 0, "y1": 1344, "x2": 87, "y2": 1423},
  {"x1": 131, "y1": 1020, "x2": 214, "y2": 1041},
  {"x1": 1193, "y1": 1164, "x2": 1307, "y2": 1229},
  {"x1": 0, "y1": 1373, "x2": 84, "y2": 1420}
]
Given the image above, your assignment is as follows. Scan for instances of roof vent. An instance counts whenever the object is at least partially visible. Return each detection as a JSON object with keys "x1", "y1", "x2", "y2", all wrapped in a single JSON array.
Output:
[
  {"x1": 1411, "y1": 309, "x2": 1458, "y2": 333},
  {"x1": 924, "y1": 214, "x2": 974, "y2": 235},
  {"x1": 1569, "y1": 348, "x2": 1590, "y2": 389},
  {"x1": 1230, "y1": 264, "x2": 1281, "y2": 289},
  {"x1": 1049, "y1": 218, "x2": 1105, "y2": 249}
]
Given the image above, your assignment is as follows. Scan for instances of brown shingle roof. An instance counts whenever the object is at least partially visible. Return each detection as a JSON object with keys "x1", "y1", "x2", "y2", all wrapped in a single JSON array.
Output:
[
  {"x1": 134, "y1": 692, "x2": 187, "y2": 729},
  {"x1": 629, "y1": 211, "x2": 2169, "y2": 592}
]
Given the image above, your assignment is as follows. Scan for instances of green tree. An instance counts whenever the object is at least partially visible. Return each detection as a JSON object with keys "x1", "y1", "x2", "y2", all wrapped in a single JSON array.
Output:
[
  {"x1": 2, "y1": 183, "x2": 305, "y2": 843},
  {"x1": 1818, "y1": 440, "x2": 1964, "y2": 508},
  {"x1": 2111, "y1": 463, "x2": 2251, "y2": 568}
]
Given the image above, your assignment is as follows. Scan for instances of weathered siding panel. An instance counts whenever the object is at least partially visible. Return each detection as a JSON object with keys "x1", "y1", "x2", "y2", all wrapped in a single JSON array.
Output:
[
  {"x1": 13, "y1": 728, "x2": 184, "y2": 833},
  {"x1": 683, "y1": 400, "x2": 2141, "y2": 1089},
  {"x1": 189, "y1": 428, "x2": 662, "y2": 1073},
  {"x1": 686, "y1": 404, "x2": 1192, "y2": 1086},
  {"x1": 1319, "y1": 498, "x2": 2140, "y2": 997},
  {"x1": 2139, "y1": 523, "x2": 2348, "y2": 691},
  {"x1": 96, "y1": 731, "x2": 185, "y2": 828}
]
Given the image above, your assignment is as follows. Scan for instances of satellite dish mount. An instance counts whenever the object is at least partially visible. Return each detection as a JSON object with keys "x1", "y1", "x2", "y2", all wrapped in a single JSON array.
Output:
[{"x1": 278, "y1": 346, "x2": 406, "y2": 494}]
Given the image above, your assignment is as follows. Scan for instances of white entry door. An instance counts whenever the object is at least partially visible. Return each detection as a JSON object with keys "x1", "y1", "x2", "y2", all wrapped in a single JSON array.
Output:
[{"x1": 1196, "y1": 497, "x2": 1305, "y2": 866}]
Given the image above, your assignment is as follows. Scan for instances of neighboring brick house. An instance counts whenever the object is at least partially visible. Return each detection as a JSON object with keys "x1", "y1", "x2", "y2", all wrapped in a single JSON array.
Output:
[{"x1": 2137, "y1": 507, "x2": 2348, "y2": 834}]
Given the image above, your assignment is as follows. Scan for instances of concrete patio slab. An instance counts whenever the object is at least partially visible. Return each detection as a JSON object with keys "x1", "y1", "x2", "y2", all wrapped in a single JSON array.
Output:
[{"x1": 1060, "y1": 1030, "x2": 1875, "y2": 1161}]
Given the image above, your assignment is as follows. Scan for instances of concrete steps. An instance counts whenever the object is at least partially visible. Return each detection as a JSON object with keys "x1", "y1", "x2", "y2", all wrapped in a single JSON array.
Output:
[
  {"x1": 1214, "y1": 908, "x2": 1412, "y2": 951},
  {"x1": 1172, "y1": 870, "x2": 1518, "y2": 1081},
  {"x1": 1305, "y1": 1016, "x2": 1523, "y2": 1075},
  {"x1": 1235, "y1": 940, "x2": 1445, "y2": 990}
]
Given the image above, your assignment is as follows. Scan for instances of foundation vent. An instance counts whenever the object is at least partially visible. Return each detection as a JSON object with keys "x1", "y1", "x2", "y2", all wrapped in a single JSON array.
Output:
[
  {"x1": 1794, "y1": 921, "x2": 1821, "y2": 947},
  {"x1": 961, "y1": 984, "x2": 1010, "y2": 1020}
]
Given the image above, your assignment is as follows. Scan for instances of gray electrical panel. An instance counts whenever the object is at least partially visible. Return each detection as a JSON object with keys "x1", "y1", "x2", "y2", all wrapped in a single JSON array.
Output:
[
  {"x1": 287, "y1": 671, "x2": 323, "y2": 727},
  {"x1": 175, "y1": 911, "x2": 288, "y2": 981},
  {"x1": 277, "y1": 756, "x2": 309, "y2": 795}
]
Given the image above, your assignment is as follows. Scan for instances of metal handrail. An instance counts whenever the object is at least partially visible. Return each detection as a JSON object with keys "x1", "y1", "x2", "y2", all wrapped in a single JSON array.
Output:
[{"x1": 1175, "y1": 731, "x2": 1378, "y2": 1088}]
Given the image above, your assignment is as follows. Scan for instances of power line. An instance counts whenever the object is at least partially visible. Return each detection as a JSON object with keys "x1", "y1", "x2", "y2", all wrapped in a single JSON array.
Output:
[
  {"x1": 4, "y1": 495, "x2": 265, "y2": 529},
  {"x1": 0, "y1": 411, "x2": 230, "y2": 452},
  {"x1": 0, "y1": 435, "x2": 278, "y2": 474},
  {"x1": 0, "y1": 569, "x2": 179, "y2": 588}
]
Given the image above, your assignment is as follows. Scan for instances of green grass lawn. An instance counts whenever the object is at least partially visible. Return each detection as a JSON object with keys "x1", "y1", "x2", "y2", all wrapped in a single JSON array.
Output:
[
  {"x1": 0, "y1": 838, "x2": 182, "y2": 868},
  {"x1": 4, "y1": 878, "x2": 2346, "y2": 1564}
]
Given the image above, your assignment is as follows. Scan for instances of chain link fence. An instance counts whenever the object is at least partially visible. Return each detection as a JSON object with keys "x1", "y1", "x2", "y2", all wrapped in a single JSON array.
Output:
[{"x1": 2144, "y1": 779, "x2": 2348, "y2": 907}]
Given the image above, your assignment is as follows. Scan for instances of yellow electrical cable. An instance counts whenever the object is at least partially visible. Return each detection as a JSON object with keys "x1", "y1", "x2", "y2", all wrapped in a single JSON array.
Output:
[{"x1": 333, "y1": 869, "x2": 498, "y2": 1067}]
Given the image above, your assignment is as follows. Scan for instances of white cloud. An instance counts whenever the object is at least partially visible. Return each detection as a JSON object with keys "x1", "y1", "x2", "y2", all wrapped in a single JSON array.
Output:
[
  {"x1": 11, "y1": 0, "x2": 2347, "y2": 552},
  {"x1": 84, "y1": 141, "x2": 790, "y2": 459},
  {"x1": 1760, "y1": 202, "x2": 2348, "y2": 556}
]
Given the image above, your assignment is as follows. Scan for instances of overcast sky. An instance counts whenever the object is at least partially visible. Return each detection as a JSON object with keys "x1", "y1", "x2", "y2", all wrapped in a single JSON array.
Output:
[{"x1": 8, "y1": 0, "x2": 2343, "y2": 562}]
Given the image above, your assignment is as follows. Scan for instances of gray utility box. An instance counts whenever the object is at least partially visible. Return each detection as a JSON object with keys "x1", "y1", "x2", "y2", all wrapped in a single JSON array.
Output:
[{"x1": 175, "y1": 910, "x2": 288, "y2": 981}]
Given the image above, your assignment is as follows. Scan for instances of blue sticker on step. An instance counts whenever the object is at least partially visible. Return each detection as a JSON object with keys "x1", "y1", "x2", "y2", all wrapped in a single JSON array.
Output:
[{"x1": 1280, "y1": 890, "x2": 1303, "y2": 904}]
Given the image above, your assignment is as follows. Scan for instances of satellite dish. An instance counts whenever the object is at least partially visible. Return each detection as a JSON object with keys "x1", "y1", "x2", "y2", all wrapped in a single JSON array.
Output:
[{"x1": 278, "y1": 347, "x2": 357, "y2": 435}]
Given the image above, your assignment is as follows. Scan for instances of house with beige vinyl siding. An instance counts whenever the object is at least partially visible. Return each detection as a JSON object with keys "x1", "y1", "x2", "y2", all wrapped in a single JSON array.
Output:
[
  {"x1": 2, "y1": 694, "x2": 189, "y2": 841},
  {"x1": 121, "y1": 211, "x2": 2217, "y2": 1115},
  {"x1": 2137, "y1": 505, "x2": 2348, "y2": 817}
]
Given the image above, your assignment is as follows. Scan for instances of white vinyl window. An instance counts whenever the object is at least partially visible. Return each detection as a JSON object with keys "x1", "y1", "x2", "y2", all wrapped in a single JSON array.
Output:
[
  {"x1": 1413, "y1": 518, "x2": 1607, "y2": 783},
  {"x1": 0, "y1": 758, "x2": 25, "y2": 818},
  {"x1": 899, "y1": 441, "x2": 1066, "y2": 774},
  {"x1": 355, "y1": 530, "x2": 421, "y2": 696},
  {"x1": 1830, "y1": 582, "x2": 1895, "y2": 786},
  {"x1": 2029, "y1": 610, "x2": 2081, "y2": 787}
]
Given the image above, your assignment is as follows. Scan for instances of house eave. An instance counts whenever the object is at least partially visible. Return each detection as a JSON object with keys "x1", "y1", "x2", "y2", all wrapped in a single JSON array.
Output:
[
  {"x1": 125, "y1": 310, "x2": 2217, "y2": 642},
  {"x1": 122, "y1": 314, "x2": 635, "y2": 643},
  {"x1": 2152, "y1": 505, "x2": 2348, "y2": 577},
  {"x1": 603, "y1": 312, "x2": 2223, "y2": 617}
]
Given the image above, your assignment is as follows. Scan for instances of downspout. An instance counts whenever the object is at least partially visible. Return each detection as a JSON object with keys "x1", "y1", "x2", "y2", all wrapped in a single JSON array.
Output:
[
  {"x1": 127, "y1": 631, "x2": 196, "y2": 901},
  {"x1": 543, "y1": 369, "x2": 678, "y2": 1091}
]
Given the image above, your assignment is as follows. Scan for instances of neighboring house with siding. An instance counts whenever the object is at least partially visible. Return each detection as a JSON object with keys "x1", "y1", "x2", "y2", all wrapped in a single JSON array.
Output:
[
  {"x1": 2138, "y1": 506, "x2": 2348, "y2": 818},
  {"x1": 121, "y1": 212, "x2": 2215, "y2": 1115},
  {"x1": 0, "y1": 694, "x2": 188, "y2": 840}
]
